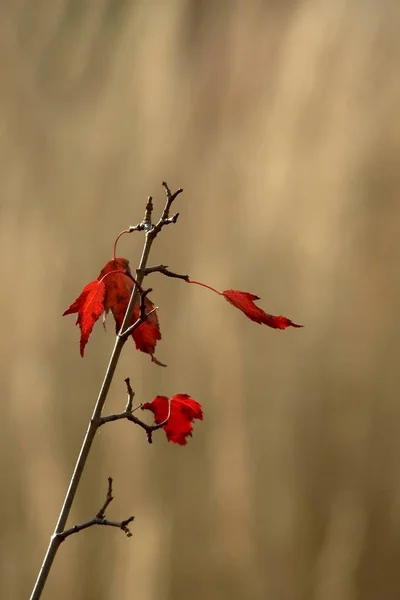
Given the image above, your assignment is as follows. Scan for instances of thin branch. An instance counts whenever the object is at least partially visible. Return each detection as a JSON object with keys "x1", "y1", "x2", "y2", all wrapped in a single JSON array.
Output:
[
  {"x1": 119, "y1": 288, "x2": 157, "y2": 340},
  {"x1": 141, "y1": 265, "x2": 190, "y2": 281},
  {"x1": 124, "y1": 377, "x2": 135, "y2": 412},
  {"x1": 127, "y1": 196, "x2": 154, "y2": 233},
  {"x1": 57, "y1": 478, "x2": 134, "y2": 541},
  {"x1": 128, "y1": 223, "x2": 145, "y2": 232},
  {"x1": 100, "y1": 378, "x2": 172, "y2": 444},
  {"x1": 30, "y1": 182, "x2": 183, "y2": 600},
  {"x1": 96, "y1": 476, "x2": 114, "y2": 518},
  {"x1": 161, "y1": 181, "x2": 183, "y2": 217},
  {"x1": 142, "y1": 196, "x2": 154, "y2": 231},
  {"x1": 121, "y1": 307, "x2": 158, "y2": 340},
  {"x1": 139, "y1": 288, "x2": 153, "y2": 319},
  {"x1": 151, "y1": 183, "x2": 183, "y2": 236}
]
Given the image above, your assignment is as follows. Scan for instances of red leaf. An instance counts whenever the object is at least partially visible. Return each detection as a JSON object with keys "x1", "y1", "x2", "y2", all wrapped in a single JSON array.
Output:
[
  {"x1": 222, "y1": 289, "x2": 303, "y2": 329},
  {"x1": 63, "y1": 257, "x2": 162, "y2": 360},
  {"x1": 100, "y1": 265, "x2": 134, "y2": 330},
  {"x1": 131, "y1": 298, "x2": 161, "y2": 355},
  {"x1": 63, "y1": 280, "x2": 106, "y2": 356},
  {"x1": 99, "y1": 260, "x2": 161, "y2": 357},
  {"x1": 141, "y1": 394, "x2": 203, "y2": 445}
]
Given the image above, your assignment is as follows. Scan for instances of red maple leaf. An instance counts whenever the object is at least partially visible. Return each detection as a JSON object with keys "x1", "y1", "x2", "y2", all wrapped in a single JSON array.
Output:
[
  {"x1": 63, "y1": 280, "x2": 106, "y2": 356},
  {"x1": 222, "y1": 289, "x2": 303, "y2": 329},
  {"x1": 63, "y1": 257, "x2": 162, "y2": 360},
  {"x1": 187, "y1": 280, "x2": 303, "y2": 330},
  {"x1": 141, "y1": 394, "x2": 203, "y2": 445}
]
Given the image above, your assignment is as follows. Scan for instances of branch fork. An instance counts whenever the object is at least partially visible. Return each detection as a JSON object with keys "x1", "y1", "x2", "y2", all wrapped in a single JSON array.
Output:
[
  {"x1": 57, "y1": 478, "x2": 134, "y2": 542},
  {"x1": 118, "y1": 287, "x2": 158, "y2": 340},
  {"x1": 127, "y1": 182, "x2": 183, "y2": 237}
]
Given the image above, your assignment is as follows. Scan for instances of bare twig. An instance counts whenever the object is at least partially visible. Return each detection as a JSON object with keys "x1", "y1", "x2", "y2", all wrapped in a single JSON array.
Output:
[
  {"x1": 30, "y1": 182, "x2": 183, "y2": 600},
  {"x1": 128, "y1": 196, "x2": 154, "y2": 233},
  {"x1": 100, "y1": 378, "x2": 172, "y2": 444},
  {"x1": 142, "y1": 196, "x2": 154, "y2": 231},
  {"x1": 124, "y1": 377, "x2": 135, "y2": 412},
  {"x1": 120, "y1": 306, "x2": 158, "y2": 340},
  {"x1": 127, "y1": 223, "x2": 145, "y2": 232},
  {"x1": 138, "y1": 288, "x2": 152, "y2": 319},
  {"x1": 151, "y1": 182, "x2": 183, "y2": 236},
  {"x1": 58, "y1": 478, "x2": 134, "y2": 541},
  {"x1": 119, "y1": 288, "x2": 158, "y2": 340},
  {"x1": 96, "y1": 476, "x2": 115, "y2": 517},
  {"x1": 142, "y1": 265, "x2": 190, "y2": 281}
]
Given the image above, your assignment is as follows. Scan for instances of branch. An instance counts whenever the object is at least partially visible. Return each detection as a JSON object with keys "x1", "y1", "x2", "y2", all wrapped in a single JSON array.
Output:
[
  {"x1": 100, "y1": 378, "x2": 171, "y2": 444},
  {"x1": 127, "y1": 196, "x2": 154, "y2": 233},
  {"x1": 57, "y1": 478, "x2": 134, "y2": 541},
  {"x1": 124, "y1": 377, "x2": 135, "y2": 412},
  {"x1": 30, "y1": 182, "x2": 183, "y2": 600},
  {"x1": 141, "y1": 265, "x2": 190, "y2": 282}
]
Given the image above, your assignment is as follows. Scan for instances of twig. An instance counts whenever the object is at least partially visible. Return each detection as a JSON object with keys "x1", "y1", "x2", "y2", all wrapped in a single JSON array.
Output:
[
  {"x1": 58, "y1": 478, "x2": 134, "y2": 541},
  {"x1": 127, "y1": 196, "x2": 154, "y2": 233},
  {"x1": 30, "y1": 183, "x2": 183, "y2": 600},
  {"x1": 100, "y1": 378, "x2": 172, "y2": 444},
  {"x1": 141, "y1": 196, "x2": 153, "y2": 231},
  {"x1": 124, "y1": 377, "x2": 135, "y2": 412},
  {"x1": 119, "y1": 288, "x2": 158, "y2": 339},
  {"x1": 141, "y1": 265, "x2": 190, "y2": 281},
  {"x1": 151, "y1": 182, "x2": 183, "y2": 236}
]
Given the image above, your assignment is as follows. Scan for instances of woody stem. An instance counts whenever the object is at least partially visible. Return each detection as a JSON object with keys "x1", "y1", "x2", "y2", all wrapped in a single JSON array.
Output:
[{"x1": 29, "y1": 231, "x2": 155, "y2": 600}]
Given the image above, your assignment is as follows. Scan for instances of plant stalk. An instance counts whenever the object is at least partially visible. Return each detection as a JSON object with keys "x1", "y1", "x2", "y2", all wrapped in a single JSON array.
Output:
[{"x1": 30, "y1": 231, "x2": 155, "y2": 600}]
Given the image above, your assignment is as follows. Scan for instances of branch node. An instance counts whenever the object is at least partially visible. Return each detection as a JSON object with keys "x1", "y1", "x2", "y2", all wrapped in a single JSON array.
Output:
[
  {"x1": 142, "y1": 196, "x2": 154, "y2": 231},
  {"x1": 141, "y1": 265, "x2": 189, "y2": 281},
  {"x1": 128, "y1": 223, "x2": 145, "y2": 232},
  {"x1": 119, "y1": 288, "x2": 155, "y2": 340},
  {"x1": 56, "y1": 478, "x2": 134, "y2": 542},
  {"x1": 100, "y1": 384, "x2": 172, "y2": 444}
]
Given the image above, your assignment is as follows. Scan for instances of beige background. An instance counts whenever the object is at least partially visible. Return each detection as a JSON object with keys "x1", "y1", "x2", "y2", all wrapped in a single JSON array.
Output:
[{"x1": 1, "y1": 1, "x2": 400, "y2": 599}]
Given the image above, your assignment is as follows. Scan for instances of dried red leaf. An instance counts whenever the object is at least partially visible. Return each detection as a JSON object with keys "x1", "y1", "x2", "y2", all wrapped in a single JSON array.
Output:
[
  {"x1": 99, "y1": 261, "x2": 161, "y2": 357},
  {"x1": 63, "y1": 280, "x2": 106, "y2": 356},
  {"x1": 63, "y1": 257, "x2": 162, "y2": 360},
  {"x1": 222, "y1": 289, "x2": 303, "y2": 329},
  {"x1": 141, "y1": 394, "x2": 203, "y2": 445}
]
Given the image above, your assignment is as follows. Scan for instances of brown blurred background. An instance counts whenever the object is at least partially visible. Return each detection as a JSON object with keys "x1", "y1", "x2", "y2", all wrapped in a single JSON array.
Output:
[{"x1": 1, "y1": 1, "x2": 400, "y2": 599}]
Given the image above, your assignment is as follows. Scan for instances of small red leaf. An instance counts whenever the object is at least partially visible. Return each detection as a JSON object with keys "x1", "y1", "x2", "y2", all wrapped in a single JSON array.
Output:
[
  {"x1": 141, "y1": 394, "x2": 203, "y2": 445},
  {"x1": 63, "y1": 280, "x2": 106, "y2": 356},
  {"x1": 222, "y1": 289, "x2": 303, "y2": 329}
]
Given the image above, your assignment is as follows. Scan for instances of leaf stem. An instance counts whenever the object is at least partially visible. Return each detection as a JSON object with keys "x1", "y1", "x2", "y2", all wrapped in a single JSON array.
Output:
[
  {"x1": 98, "y1": 269, "x2": 133, "y2": 285},
  {"x1": 186, "y1": 279, "x2": 222, "y2": 295},
  {"x1": 113, "y1": 229, "x2": 131, "y2": 262}
]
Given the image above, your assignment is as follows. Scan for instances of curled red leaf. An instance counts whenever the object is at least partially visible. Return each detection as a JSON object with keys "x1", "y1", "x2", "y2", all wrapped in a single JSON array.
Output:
[
  {"x1": 141, "y1": 394, "x2": 203, "y2": 445},
  {"x1": 63, "y1": 257, "x2": 162, "y2": 361},
  {"x1": 222, "y1": 289, "x2": 303, "y2": 329}
]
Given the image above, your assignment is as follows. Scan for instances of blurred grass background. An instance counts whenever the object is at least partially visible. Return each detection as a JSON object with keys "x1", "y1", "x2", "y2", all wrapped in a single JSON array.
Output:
[{"x1": 1, "y1": 1, "x2": 400, "y2": 599}]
